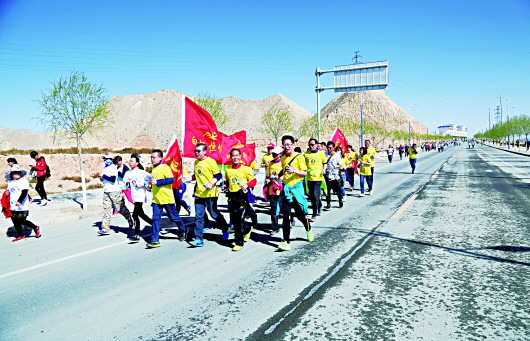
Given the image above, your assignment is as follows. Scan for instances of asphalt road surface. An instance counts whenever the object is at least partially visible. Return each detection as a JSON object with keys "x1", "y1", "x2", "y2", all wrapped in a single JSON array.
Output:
[{"x1": 1, "y1": 144, "x2": 528, "y2": 341}]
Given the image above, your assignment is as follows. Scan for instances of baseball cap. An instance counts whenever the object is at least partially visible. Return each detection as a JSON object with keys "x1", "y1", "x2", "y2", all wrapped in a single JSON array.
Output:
[
  {"x1": 267, "y1": 143, "x2": 275, "y2": 149},
  {"x1": 271, "y1": 146, "x2": 283, "y2": 155},
  {"x1": 101, "y1": 152, "x2": 115, "y2": 159}
]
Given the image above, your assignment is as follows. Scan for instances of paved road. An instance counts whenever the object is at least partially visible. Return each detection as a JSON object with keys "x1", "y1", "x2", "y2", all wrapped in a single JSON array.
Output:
[{"x1": 1, "y1": 144, "x2": 528, "y2": 340}]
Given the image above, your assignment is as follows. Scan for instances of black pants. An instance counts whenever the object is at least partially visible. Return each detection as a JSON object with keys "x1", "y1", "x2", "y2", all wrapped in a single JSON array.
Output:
[
  {"x1": 133, "y1": 202, "x2": 153, "y2": 235},
  {"x1": 36, "y1": 176, "x2": 47, "y2": 200},
  {"x1": 346, "y1": 168, "x2": 355, "y2": 188},
  {"x1": 280, "y1": 194, "x2": 310, "y2": 243},
  {"x1": 307, "y1": 181, "x2": 322, "y2": 217},
  {"x1": 388, "y1": 155, "x2": 393, "y2": 163},
  {"x1": 325, "y1": 178, "x2": 343, "y2": 206},
  {"x1": 228, "y1": 191, "x2": 257, "y2": 246},
  {"x1": 11, "y1": 212, "x2": 37, "y2": 237},
  {"x1": 269, "y1": 194, "x2": 280, "y2": 232}
]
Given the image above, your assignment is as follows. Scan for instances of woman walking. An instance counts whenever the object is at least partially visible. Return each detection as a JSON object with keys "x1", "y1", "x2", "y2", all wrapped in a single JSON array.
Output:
[
  {"x1": 5, "y1": 165, "x2": 41, "y2": 241},
  {"x1": 357, "y1": 147, "x2": 373, "y2": 197},
  {"x1": 123, "y1": 154, "x2": 152, "y2": 242}
]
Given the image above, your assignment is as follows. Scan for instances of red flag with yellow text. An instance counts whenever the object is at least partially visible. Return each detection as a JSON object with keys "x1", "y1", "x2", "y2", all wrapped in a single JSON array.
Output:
[
  {"x1": 239, "y1": 143, "x2": 256, "y2": 166},
  {"x1": 221, "y1": 131, "x2": 247, "y2": 165},
  {"x1": 331, "y1": 128, "x2": 349, "y2": 150},
  {"x1": 183, "y1": 97, "x2": 223, "y2": 162},
  {"x1": 162, "y1": 138, "x2": 183, "y2": 189}
]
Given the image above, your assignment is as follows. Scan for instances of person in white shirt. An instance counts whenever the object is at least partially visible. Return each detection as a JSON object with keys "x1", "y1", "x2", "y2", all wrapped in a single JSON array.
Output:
[
  {"x1": 5, "y1": 165, "x2": 41, "y2": 242},
  {"x1": 98, "y1": 153, "x2": 133, "y2": 236},
  {"x1": 122, "y1": 154, "x2": 152, "y2": 243},
  {"x1": 387, "y1": 145, "x2": 395, "y2": 163},
  {"x1": 323, "y1": 141, "x2": 344, "y2": 211}
]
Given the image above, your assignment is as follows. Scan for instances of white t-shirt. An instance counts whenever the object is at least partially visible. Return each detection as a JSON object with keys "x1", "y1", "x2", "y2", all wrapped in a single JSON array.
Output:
[
  {"x1": 123, "y1": 168, "x2": 151, "y2": 203},
  {"x1": 102, "y1": 164, "x2": 121, "y2": 193},
  {"x1": 7, "y1": 178, "x2": 30, "y2": 211},
  {"x1": 387, "y1": 147, "x2": 394, "y2": 155}
]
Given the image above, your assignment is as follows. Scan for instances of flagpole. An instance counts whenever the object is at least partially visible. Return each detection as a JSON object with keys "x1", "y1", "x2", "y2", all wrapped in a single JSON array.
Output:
[{"x1": 181, "y1": 94, "x2": 186, "y2": 147}]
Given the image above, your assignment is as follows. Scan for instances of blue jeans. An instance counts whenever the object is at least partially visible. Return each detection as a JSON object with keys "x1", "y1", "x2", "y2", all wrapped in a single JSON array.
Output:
[
  {"x1": 359, "y1": 174, "x2": 373, "y2": 194},
  {"x1": 194, "y1": 197, "x2": 228, "y2": 241},
  {"x1": 409, "y1": 158, "x2": 417, "y2": 172},
  {"x1": 151, "y1": 203, "x2": 185, "y2": 242}
]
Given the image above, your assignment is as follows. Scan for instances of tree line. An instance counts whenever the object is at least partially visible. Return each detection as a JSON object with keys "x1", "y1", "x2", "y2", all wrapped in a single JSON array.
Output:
[{"x1": 474, "y1": 114, "x2": 530, "y2": 144}]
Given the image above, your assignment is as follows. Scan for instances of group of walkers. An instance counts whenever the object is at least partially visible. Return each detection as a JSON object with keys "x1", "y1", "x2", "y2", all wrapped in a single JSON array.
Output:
[
  {"x1": 2, "y1": 152, "x2": 49, "y2": 241},
  {"x1": 2, "y1": 137, "x2": 429, "y2": 250}
]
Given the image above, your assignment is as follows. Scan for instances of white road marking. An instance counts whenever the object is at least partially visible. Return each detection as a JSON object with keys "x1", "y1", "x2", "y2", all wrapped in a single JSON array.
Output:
[{"x1": 0, "y1": 240, "x2": 126, "y2": 280}]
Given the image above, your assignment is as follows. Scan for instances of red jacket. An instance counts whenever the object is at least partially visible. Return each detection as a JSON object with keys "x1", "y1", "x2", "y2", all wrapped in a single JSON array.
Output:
[
  {"x1": 1, "y1": 190, "x2": 11, "y2": 218},
  {"x1": 34, "y1": 156, "x2": 47, "y2": 178}
]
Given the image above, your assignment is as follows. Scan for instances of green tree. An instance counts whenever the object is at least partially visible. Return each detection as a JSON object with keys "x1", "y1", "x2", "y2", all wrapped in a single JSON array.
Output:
[
  {"x1": 298, "y1": 114, "x2": 319, "y2": 140},
  {"x1": 261, "y1": 106, "x2": 294, "y2": 144},
  {"x1": 195, "y1": 92, "x2": 229, "y2": 130},
  {"x1": 37, "y1": 71, "x2": 111, "y2": 209}
]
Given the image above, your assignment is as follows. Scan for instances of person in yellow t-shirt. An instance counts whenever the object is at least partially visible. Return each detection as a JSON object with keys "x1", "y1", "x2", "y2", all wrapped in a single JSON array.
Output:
[
  {"x1": 261, "y1": 143, "x2": 275, "y2": 169},
  {"x1": 303, "y1": 138, "x2": 327, "y2": 221},
  {"x1": 190, "y1": 143, "x2": 228, "y2": 247},
  {"x1": 277, "y1": 135, "x2": 312, "y2": 251},
  {"x1": 344, "y1": 145, "x2": 358, "y2": 190},
  {"x1": 357, "y1": 147, "x2": 373, "y2": 197},
  {"x1": 365, "y1": 139, "x2": 377, "y2": 194},
  {"x1": 147, "y1": 149, "x2": 186, "y2": 248},
  {"x1": 265, "y1": 146, "x2": 283, "y2": 235},
  {"x1": 408, "y1": 143, "x2": 418, "y2": 174},
  {"x1": 224, "y1": 148, "x2": 258, "y2": 251}
]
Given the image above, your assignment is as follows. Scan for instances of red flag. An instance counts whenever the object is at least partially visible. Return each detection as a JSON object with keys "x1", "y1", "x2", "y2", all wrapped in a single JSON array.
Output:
[
  {"x1": 331, "y1": 128, "x2": 349, "y2": 150},
  {"x1": 183, "y1": 97, "x2": 223, "y2": 162},
  {"x1": 221, "y1": 131, "x2": 247, "y2": 165},
  {"x1": 162, "y1": 138, "x2": 183, "y2": 189},
  {"x1": 239, "y1": 143, "x2": 256, "y2": 166}
]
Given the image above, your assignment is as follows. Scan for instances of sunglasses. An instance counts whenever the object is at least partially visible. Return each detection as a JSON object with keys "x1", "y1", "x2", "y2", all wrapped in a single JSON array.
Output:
[
  {"x1": 194, "y1": 149, "x2": 203, "y2": 153},
  {"x1": 308, "y1": 144, "x2": 316, "y2": 146}
]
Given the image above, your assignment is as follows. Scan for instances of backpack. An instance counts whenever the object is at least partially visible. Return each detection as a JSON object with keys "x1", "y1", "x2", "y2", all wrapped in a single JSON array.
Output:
[{"x1": 45, "y1": 165, "x2": 51, "y2": 178}]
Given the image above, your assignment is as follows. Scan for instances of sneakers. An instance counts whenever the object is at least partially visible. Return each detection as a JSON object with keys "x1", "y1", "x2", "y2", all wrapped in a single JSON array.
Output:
[
  {"x1": 222, "y1": 231, "x2": 230, "y2": 240},
  {"x1": 160, "y1": 229, "x2": 170, "y2": 235},
  {"x1": 128, "y1": 220, "x2": 134, "y2": 229},
  {"x1": 277, "y1": 240, "x2": 291, "y2": 251},
  {"x1": 342, "y1": 196, "x2": 347, "y2": 202},
  {"x1": 189, "y1": 239, "x2": 204, "y2": 247},
  {"x1": 243, "y1": 226, "x2": 254, "y2": 242},
  {"x1": 129, "y1": 235, "x2": 140, "y2": 243},
  {"x1": 34, "y1": 226, "x2": 42, "y2": 238},
  {"x1": 369, "y1": 190, "x2": 373, "y2": 195},
  {"x1": 290, "y1": 217, "x2": 296, "y2": 226},
  {"x1": 323, "y1": 205, "x2": 331, "y2": 211},
  {"x1": 339, "y1": 200, "x2": 344, "y2": 208},
  {"x1": 309, "y1": 216, "x2": 316, "y2": 223},
  {"x1": 178, "y1": 230, "x2": 187, "y2": 242},
  {"x1": 98, "y1": 230, "x2": 110, "y2": 235},
  {"x1": 146, "y1": 241, "x2": 161, "y2": 248},
  {"x1": 12, "y1": 235, "x2": 26, "y2": 242},
  {"x1": 270, "y1": 229, "x2": 280, "y2": 236},
  {"x1": 359, "y1": 193, "x2": 365, "y2": 197},
  {"x1": 186, "y1": 207, "x2": 192, "y2": 216},
  {"x1": 203, "y1": 226, "x2": 213, "y2": 232},
  {"x1": 232, "y1": 244, "x2": 244, "y2": 251},
  {"x1": 40, "y1": 199, "x2": 48, "y2": 206},
  {"x1": 306, "y1": 230, "x2": 314, "y2": 242}
]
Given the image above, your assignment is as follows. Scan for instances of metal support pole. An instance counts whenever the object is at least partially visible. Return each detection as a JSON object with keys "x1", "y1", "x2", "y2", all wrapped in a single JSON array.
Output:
[
  {"x1": 360, "y1": 92, "x2": 364, "y2": 146},
  {"x1": 316, "y1": 68, "x2": 322, "y2": 142}
]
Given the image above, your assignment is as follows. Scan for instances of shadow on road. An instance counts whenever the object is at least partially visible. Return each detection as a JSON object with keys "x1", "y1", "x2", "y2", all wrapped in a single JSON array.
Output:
[{"x1": 351, "y1": 228, "x2": 530, "y2": 267}]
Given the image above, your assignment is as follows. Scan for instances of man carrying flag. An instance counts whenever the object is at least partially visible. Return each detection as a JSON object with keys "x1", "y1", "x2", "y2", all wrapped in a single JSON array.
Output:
[{"x1": 189, "y1": 143, "x2": 229, "y2": 247}]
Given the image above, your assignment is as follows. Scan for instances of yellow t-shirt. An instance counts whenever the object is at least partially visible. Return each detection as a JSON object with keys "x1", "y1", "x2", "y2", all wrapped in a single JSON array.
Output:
[
  {"x1": 281, "y1": 153, "x2": 307, "y2": 187},
  {"x1": 345, "y1": 152, "x2": 358, "y2": 168},
  {"x1": 225, "y1": 164, "x2": 255, "y2": 193},
  {"x1": 366, "y1": 147, "x2": 377, "y2": 167},
  {"x1": 267, "y1": 160, "x2": 283, "y2": 196},
  {"x1": 304, "y1": 150, "x2": 327, "y2": 181},
  {"x1": 408, "y1": 147, "x2": 418, "y2": 159},
  {"x1": 194, "y1": 157, "x2": 220, "y2": 198},
  {"x1": 261, "y1": 154, "x2": 274, "y2": 166},
  {"x1": 250, "y1": 161, "x2": 259, "y2": 171},
  {"x1": 359, "y1": 155, "x2": 373, "y2": 176},
  {"x1": 151, "y1": 164, "x2": 175, "y2": 205}
]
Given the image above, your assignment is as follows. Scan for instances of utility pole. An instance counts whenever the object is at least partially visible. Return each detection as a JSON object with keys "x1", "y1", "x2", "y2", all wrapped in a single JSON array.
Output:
[
  {"x1": 488, "y1": 108, "x2": 491, "y2": 130},
  {"x1": 506, "y1": 98, "x2": 510, "y2": 149},
  {"x1": 499, "y1": 95, "x2": 503, "y2": 124}
]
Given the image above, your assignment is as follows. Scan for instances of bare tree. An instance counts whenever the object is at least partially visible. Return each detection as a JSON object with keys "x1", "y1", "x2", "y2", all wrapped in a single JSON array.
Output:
[
  {"x1": 261, "y1": 106, "x2": 294, "y2": 144},
  {"x1": 195, "y1": 92, "x2": 229, "y2": 130},
  {"x1": 37, "y1": 71, "x2": 111, "y2": 210}
]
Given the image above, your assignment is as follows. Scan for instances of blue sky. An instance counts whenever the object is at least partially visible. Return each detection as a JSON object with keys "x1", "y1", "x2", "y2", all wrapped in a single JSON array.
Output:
[{"x1": 1, "y1": 0, "x2": 529, "y2": 135}]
